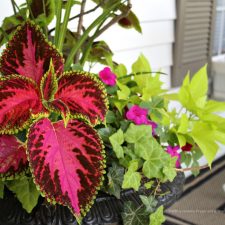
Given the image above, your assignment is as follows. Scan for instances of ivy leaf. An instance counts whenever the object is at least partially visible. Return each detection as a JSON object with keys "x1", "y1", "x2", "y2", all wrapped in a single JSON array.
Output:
[
  {"x1": 149, "y1": 206, "x2": 165, "y2": 225},
  {"x1": 125, "y1": 124, "x2": 152, "y2": 145},
  {"x1": 140, "y1": 195, "x2": 158, "y2": 213},
  {"x1": 109, "y1": 129, "x2": 124, "y2": 158},
  {"x1": 122, "y1": 161, "x2": 141, "y2": 191},
  {"x1": 5, "y1": 177, "x2": 40, "y2": 213},
  {"x1": 162, "y1": 157, "x2": 177, "y2": 182},
  {"x1": 106, "y1": 110, "x2": 116, "y2": 124},
  {"x1": 98, "y1": 127, "x2": 116, "y2": 143},
  {"x1": 122, "y1": 201, "x2": 149, "y2": 225},
  {"x1": 144, "y1": 181, "x2": 154, "y2": 189},
  {"x1": 107, "y1": 163, "x2": 125, "y2": 198},
  {"x1": 0, "y1": 181, "x2": 4, "y2": 199}
]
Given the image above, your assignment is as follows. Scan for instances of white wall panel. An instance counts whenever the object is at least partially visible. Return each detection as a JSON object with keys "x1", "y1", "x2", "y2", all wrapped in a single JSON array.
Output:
[
  {"x1": 113, "y1": 44, "x2": 173, "y2": 69},
  {"x1": 99, "y1": 21, "x2": 175, "y2": 51}
]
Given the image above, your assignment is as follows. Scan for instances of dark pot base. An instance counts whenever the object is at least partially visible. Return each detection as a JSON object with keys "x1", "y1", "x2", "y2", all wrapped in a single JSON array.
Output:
[{"x1": 0, "y1": 173, "x2": 185, "y2": 225}]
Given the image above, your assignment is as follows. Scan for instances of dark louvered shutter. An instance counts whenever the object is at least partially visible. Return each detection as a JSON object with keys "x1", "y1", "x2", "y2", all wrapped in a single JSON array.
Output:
[{"x1": 172, "y1": 0, "x2": 216, "y2": 87}]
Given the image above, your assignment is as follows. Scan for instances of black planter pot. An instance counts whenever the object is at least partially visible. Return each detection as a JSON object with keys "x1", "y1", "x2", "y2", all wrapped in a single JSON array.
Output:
[{"x1": 0, "y1": 173, "x2": 185, "y2": 225}]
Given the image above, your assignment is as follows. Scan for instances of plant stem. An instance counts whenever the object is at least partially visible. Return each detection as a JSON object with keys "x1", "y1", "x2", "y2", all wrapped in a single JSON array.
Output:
[
  {"x1": 175, "y1": 164, "x2": 209, "y2": 172},
  {"x1": 11, "y1": 0, "x2": 17, "y2": 15},
  {"x1": 117, "y1": 71, "x2": 168, "y2": 80},
  {"x1": 74, "y1": 0, "x2": 87, "y2": 63},
  {"x1": 57, "y1": 0, "x2": 73, "y2": 52},
  {"x1": 25, "y1": 0, "x2": 35, "y2": 20},
  {"x1": 54, "y1": 0, "x2": 62, "y2": 46},
  {"x1": 80, "y1": 1, "x2": 131, "y2": 66},
  {"x1": 48, "y1": 2, "x2": 103, "y2": 34},
  {"x1": 64, "y1": 1, "x2": 122, "y2": 70}
]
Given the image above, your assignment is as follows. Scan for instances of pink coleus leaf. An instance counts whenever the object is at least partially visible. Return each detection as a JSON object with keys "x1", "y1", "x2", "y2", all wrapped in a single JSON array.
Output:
[
  {"x1": 27, "y1": 118, "x2": 105, "y2": 218},
  {"x1": 0, "y1": 75, "x2": 43, "y2": 134},
  {"x1": 0, "y1": 21, "x2": 64, "y2": 86},
  {"x1": 0, "y1": 135, "x2": 27, "y2": 179},
  {"x1": 40, "y1": 60, "x2": 58, "y2": 102},
  {"x1": 53, "y1": 71, "x2": 108, "y2": 125}
]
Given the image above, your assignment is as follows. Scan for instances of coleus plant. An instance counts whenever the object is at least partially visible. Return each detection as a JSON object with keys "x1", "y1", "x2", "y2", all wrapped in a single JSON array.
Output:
[{"x1": 0, "y1": 21, "x2": 108, "y2": 222}]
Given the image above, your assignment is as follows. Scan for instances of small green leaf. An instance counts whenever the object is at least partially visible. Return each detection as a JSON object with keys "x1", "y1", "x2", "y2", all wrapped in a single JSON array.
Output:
[
  {"x1": 149, "y1": 206, "x2": 165, "y2": 225},
  {"x1": 144, "y1": 181, "x2": 154, "y2": 189},
  {"x1": 5, "y1": 177, "x2": 40, "y2": 213},
  {"x1": 122, "y1": 201, "x2": 149, "y2": 225},
  {"x1": 0, "y1": 181, "x2": 4, "y2": 199},
  {"x1": 122, "y1": 162, "x2": 141, "y2": 191},
  {"x1": 109, "y1": 129, "x2": 124, "y2": 158},
  {"x1": 140, "y1": 195, "x2": 158, "y2": 213}
]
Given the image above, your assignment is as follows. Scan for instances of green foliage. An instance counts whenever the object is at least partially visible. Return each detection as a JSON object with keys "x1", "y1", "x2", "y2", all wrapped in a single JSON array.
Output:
[
  {"x1": 5, "y1": 177, "x2": 40, "y2": 213},
  {"x1": 29, "y1": 0, "x2": 55, "y2": 25},
  {"x1": 117, "y1": 82, "x2": 131, "y2": 100},
  {"x1": 122, "y1": 161, "x2": 141, "y2": 191},
  {"x1": 107, "y1": 163, "x2": 125, "y2": 198},
  {"x1": 191, "y1": 122, "x2": 218, "y2": 167},
  {"x1": 122, "y1": 201, "x2": 149, "y2": 225},
  {"x1": 149, "y1": 206, "x2": 165, "y2": 225},
  {"x1": 0, "y1": 181, "x2": 4, "y2": 199},
  {"x1": 140, "y1": 195, "x2": 158, "y2": 213},
  {"x1": 109, "y1": 129, "x2": 124, "y2": 158}
]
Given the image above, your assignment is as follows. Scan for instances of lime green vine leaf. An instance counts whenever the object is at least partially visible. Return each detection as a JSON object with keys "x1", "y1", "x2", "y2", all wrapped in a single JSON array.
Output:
[{"x1": 190, "y1": 121, "x2": 219, "y2": 167}]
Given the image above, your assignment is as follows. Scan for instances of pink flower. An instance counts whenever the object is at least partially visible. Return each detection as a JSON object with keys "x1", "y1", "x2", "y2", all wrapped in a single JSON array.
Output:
[
  {"x1": 166, "y1": 146, "x2": 181, "y2": 168},
  {"x1": 126, "y1": 105, "x2": 148, "y2": 125},
  {"x1": 99, "y1": 67, "x2": 116, "y2": 86}
]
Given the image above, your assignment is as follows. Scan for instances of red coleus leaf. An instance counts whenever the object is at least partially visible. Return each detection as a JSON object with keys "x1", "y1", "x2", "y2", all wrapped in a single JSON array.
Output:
[
  {"x1": 27, "y1": 118, "x2": 105, "y2": 219},
  {"x1": 0, "y1": 21, "x2": 64, "y2": 86},
  {"x1": 0, "y1": 75, "x2": 43, "y2": 134},
  {"x1": 54, "y1": 71, "x2": 108, "y2": 125},
  {"x1": 0, "y1": 135, "x2": 27, "y2": 179}
]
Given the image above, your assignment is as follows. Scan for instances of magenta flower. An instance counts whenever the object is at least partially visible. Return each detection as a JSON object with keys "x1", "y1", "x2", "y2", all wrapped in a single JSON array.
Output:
[
  {"x1": 166, "y1": 146, "x2": 181, "y2": 168},
  {"x1": 99, "y1": 67, "x2": 117, "y2": 86},
  {"x1": 126, "y1": 105, "x2": 149, "y2": 125}
]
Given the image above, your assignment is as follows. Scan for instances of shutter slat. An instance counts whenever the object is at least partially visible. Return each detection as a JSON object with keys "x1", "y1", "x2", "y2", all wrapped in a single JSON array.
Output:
[{"x1": 172, "y1": 0, "x2": 216, "y2": 87}]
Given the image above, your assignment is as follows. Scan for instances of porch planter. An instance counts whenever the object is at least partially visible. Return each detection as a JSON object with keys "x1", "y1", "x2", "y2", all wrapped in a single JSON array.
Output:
[{"x1": 0, "y1": 173, "x2": 185, "y2": 225}]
